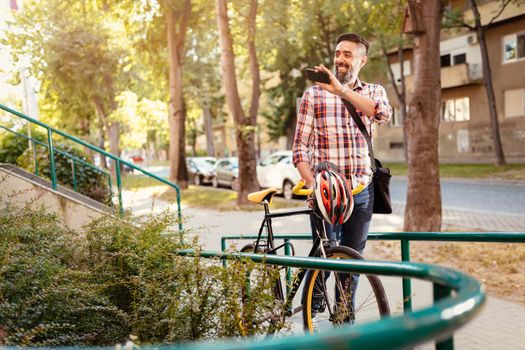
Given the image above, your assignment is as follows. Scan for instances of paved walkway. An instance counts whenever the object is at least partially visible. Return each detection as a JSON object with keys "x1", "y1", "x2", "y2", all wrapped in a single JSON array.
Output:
[
  {"x1": 123, "y1": 188, "x2": 525, "y2": 349},
  {"x1": 391, "y1": 201, "x2": 525, "y2": 232}
]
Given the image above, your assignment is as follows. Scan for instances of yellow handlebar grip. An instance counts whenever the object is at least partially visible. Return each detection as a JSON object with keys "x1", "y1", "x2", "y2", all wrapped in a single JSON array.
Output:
[
  {"x1": 292, "y1": 180, "x2": 313, "y2": 196},
  {"x1": 351, "y1": 183, "x2": 366, "y2": 196}
]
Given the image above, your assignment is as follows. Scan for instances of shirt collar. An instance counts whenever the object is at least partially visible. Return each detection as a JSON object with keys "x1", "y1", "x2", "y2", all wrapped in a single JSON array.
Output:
[{"x1": 352, "y1": 78, "x2": 364, "y2": 91}]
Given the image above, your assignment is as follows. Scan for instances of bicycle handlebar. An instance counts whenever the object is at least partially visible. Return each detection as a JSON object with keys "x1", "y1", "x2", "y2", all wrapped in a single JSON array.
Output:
[
  {"x1": 292, "y1": 180, "x2": 367, "y2": 197},
  {"x1": 292, "y1": 180, "x2": 313, "y2": 196}
]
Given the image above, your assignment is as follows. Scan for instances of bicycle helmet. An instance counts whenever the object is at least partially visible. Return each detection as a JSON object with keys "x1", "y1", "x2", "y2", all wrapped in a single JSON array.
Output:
[{"x1": 313, "y1": 161, "x2": 353, "y2": 226}]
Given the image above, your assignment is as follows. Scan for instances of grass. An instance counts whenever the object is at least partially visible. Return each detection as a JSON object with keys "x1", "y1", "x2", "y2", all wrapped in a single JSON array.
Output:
[
  {"x1": 367, "y1": 234, "x2": 525, "y2": 305},
  {"x1": 161, "y1": 186, "x2": 304, "y2": 211},
  {"x1": 121, "y1": 174, "x2": 165, "y2": 190},
  {"x1": 121, "y1": 175, "x2": 304, "y2": 211},
  {"x1": 384, "y1": 162, "x2": 525, "y2": 179}
]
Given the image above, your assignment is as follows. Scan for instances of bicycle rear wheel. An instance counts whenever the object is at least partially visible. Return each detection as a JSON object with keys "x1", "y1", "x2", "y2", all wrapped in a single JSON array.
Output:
[
  {"x1": 302, "y1": 246, "x2": 390, "y2": 334},
  {"x1": 239, "y1": 243, "x2": 284, "y2": 336}
]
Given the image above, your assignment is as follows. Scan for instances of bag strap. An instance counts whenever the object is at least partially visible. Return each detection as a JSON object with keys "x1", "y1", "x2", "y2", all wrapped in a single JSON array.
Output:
[{"x1": 341, "y1": 98, "x2": 377, "y2": 172}]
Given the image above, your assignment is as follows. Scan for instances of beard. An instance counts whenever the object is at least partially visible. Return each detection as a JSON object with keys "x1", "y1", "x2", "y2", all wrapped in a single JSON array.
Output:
[{"x1": 334, "y1": 64, "x2": 356, "y2": 85}]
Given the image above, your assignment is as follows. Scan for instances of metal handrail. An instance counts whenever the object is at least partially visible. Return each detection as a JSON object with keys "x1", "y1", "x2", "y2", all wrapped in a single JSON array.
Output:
[
  {"x1": 0, "y1": 103, "x2": 182, "y2": 230},
  {"x1": 173, "y1": 249, "x2": 485, "y2": 350},
  {"x1": 0, "y1": 124, "x2": 112, "y2": 192},
  {"x1": 221, "y1": 231, "x2": 525, "y2": 320}
]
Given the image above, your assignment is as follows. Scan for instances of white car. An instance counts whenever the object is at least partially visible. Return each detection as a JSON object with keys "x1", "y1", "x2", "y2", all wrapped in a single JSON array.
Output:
[{"x1": 256, "y1": 151, "x2": 302, "y2": 200}]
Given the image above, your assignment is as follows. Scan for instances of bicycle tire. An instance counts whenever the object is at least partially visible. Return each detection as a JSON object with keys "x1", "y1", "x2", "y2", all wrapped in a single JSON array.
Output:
[
  {"x1": 302, "y1": 245, "x2": 390, "y2": 334},
  {"x1": 238, "y1": 243, "x2": 284, "y2": 336}
]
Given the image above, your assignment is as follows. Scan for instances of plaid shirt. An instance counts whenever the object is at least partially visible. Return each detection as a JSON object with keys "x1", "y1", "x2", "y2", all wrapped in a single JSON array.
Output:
[{"x1": 292, "y1": 79, "x2": 392, "y2": 188}]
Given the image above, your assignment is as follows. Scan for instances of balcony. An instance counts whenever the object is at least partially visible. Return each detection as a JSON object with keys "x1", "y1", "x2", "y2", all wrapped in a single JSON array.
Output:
[
  {"x1": 441, "y1": 63, "x2": 483, "y2": 89},
  {"x1": 403, "y1": 63, "x2": 483, "y2": 92}
]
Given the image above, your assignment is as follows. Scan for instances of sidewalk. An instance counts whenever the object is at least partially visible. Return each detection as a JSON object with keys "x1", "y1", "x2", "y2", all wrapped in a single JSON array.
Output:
[
  {"x1": 390, "y1": 201, "x2": 525, "y2": 232},
  {"x1": 124, "y1": 188, "x2": 525, "y2": 349}
]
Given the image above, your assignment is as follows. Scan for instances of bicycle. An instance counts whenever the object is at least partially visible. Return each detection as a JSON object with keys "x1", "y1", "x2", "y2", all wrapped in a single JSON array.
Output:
[{"x1": 238, "y1": 181, "x2": 390, "y2": 335}]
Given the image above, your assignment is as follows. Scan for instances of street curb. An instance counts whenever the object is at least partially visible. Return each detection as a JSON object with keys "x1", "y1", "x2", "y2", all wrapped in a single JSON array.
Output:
[{"x1": 391, "y1": 175, "x2": 525, "y2": 186}]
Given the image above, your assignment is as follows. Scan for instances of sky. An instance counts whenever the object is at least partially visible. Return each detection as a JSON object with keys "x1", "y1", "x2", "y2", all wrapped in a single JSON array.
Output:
[{"x1": 1, "y1": 0, "x2": 40, "y2": 117}]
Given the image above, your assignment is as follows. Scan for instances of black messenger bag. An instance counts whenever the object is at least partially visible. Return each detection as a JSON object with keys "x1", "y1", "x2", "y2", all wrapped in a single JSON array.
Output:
[{"x1": 341, "y1": 99, "x2": 392, "y2": 214}]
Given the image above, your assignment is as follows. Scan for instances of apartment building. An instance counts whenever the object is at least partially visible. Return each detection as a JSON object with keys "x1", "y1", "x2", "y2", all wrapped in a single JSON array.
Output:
[{"x1": 375, "y1": 0, "x2": 525, "y2": 163}]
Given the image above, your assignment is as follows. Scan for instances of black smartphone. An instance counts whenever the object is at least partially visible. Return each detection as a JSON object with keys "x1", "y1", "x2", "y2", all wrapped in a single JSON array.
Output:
[{"x1": 305, "y1": 68, "x2": 331, "y2": 84}]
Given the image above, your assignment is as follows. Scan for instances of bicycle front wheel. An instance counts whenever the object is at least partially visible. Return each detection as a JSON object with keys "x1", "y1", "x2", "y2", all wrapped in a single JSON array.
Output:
[{"x1": 302, "y1": 246, "x2": 390, "y2": 334}]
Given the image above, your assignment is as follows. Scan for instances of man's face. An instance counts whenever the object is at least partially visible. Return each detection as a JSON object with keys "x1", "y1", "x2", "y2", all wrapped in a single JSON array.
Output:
[{"x1": 333, "y1": 40, "x2": 367, "y2": 84}]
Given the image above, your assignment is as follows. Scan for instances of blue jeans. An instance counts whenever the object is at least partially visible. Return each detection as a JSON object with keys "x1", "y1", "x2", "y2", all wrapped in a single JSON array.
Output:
[{"x1": 311, "y1": 183, "x2": 374, "y2": 315}]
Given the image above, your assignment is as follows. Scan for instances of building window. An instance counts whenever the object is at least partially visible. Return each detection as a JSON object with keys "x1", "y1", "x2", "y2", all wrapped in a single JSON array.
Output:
[
  {"x1": 390, "y1": 107, "x2": 406, "y2": 127},
  {"x1": 442, "y1": 97, "x2": 470, "y2": 122},
  {"x1": 441, "y1": 54, "x2": 451, "y2": 67},
  {"x1": 389, "y1": 60, "x2": 411, "y2": 85},
  {"x1": 441, "y1": 53, "x2": 466, "y2": 67},
  {"x1": 389, "y1": 142, "x2": 404, "y2": 150},
  {"x1": 503, "y1": 32, "x2": 525, "y2": 63},
  {"x1": 453, "y1": 53, "x2": 466, "y2": 65},
  {"x1": 504, "y1": 88, "x2": 525, "y2": 117}
]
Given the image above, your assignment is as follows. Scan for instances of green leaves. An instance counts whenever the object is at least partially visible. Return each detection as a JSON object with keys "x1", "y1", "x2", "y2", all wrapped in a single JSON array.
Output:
[{"x1": 0, "y1": 204, "x2": 284, "y2": 345}]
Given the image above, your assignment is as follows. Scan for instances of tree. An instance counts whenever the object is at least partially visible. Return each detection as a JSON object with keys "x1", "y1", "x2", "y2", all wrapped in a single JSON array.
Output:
[
  {"x1": 4, "y1": 0, "x2": 134, "y2": 170},
  {"x1": 215, "y1": 0, "x2": 260, "y2": 204},
  {"x1": 443, "y1": 0, "x2": 524, "y2": 166},
  {"x1": 260, "y1": 0, "x2": 362, "y2": 148},
  {"x1": 164, "y1": 0, "x2": 191, "y2": 188},
  {"x1": 360, "y1": 0, "x2": 410, "y2": 160},
  {"x1": 403, "y1": 0, "x2": 444, "y2": 232}
]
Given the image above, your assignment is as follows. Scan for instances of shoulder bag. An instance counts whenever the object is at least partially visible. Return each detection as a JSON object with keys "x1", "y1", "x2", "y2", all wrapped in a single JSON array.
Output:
[{"x1": 341, "y1": 99, "x2": 393, "y2": 214}]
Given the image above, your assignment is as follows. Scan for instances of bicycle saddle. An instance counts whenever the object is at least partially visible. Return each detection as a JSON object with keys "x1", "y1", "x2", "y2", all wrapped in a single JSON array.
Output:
[{"x1": 247, "y1": 187, "x2": 278, "y2": 204}]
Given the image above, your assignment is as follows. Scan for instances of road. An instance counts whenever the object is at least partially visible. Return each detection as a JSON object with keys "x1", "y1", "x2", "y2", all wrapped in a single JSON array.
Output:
[
  {"x1": 138, "y1": 165, "x2": 525, "y2": 216},
  {"x1": 390, "y1": 177, "x2": 525, "y2": 215}
]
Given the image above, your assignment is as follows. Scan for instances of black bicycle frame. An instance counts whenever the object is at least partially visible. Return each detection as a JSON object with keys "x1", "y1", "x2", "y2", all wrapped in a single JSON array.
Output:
[{"x1": 252, "y1": 205, "x2": 328, "y2": 316}]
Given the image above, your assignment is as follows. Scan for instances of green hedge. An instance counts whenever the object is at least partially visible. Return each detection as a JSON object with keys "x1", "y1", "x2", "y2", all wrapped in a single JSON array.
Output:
[
  {"x1": 17, "y1": 141, "x2": 111, "y2": 205},
  {"x1": 0, "y1": 204, "x2": 280, "y2": 346},
  {"x1": 0, "y1": 128, "x2": 47, "y2": 165},
  {"x1": 0, "y1": 129, "x2": 111, "y2": 204}
]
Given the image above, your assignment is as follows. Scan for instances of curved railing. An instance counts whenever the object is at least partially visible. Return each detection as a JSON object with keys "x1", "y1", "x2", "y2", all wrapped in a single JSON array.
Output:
[
  {"x1": 171, "y1": 249, "x2": 485, "y2": 350},
  {"x1": 222, "y1": 231, "x2": 525, "y2": 313},
  {"x1": 0, "y1": 103, "x2": 182, "y2": 230}
]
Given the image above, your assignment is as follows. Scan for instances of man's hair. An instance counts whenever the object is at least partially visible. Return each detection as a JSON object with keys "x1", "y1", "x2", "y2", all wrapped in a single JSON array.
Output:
[{"x1": 336, "y1": 33, "x2": 369, "y2": 56}]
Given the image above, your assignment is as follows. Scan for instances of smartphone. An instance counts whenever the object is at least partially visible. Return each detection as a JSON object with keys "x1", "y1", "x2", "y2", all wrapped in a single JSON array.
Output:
[{"x1": 305, "y1": 68, "x2": 331, "y2": 84}]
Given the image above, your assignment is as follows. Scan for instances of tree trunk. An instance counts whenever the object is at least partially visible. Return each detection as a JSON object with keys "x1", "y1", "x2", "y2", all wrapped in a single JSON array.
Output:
[
  {"x1": 247, "y1": 0, "x2": 261, "y2": 159},
  {"x1": 166, "y1": 2, "x2": 191, "y2": 189},
  {"x1": 398, "y1": 43, "x2": 409, "y2": 162},
  {"x1": 403, "y1": 0, "x2": 443, "y2": 232},
  {"x1": 93, "y1": 97, "x2": 110, "y2": 169},
  {"x1": 203, "y1": 103, "x2": 215, "y2": 156},
  {"x1": 216, "y1": 0, "x2": 260, "y2": 204},
  {"x1": 469, "y1": 0, "x2": 506, "y2": 165},
  {"x1": 108, "y1": 122, "x2": 120, "y2": 160},
  {"x1": 383, "y1": 39, "x2": 408, "y2": 161}
]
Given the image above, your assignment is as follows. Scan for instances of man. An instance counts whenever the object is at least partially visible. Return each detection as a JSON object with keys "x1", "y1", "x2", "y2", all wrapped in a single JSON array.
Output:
[{"x1": 293, "y1": 33, "x2": 392, "y2": 317}]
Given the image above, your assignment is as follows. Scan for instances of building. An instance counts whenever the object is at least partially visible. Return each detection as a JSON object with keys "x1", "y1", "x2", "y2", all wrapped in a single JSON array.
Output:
[{"x1": 375, "y1": 0, "x2": 525, "y2": 163}]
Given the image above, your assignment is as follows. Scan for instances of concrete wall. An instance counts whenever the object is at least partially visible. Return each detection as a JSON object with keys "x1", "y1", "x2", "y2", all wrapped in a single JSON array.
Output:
[{"x1": 0, "y1": 167, "x2": 107, "y2": 231}]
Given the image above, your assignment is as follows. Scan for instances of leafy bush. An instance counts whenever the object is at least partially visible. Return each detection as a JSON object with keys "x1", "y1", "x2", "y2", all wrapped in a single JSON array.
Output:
[
  {"x1": 0, "y1": 127, "x2": 47, "y2": 165},
  {"x1": 0, "y1": 203, "x2": 281, "y2": 346},
  {"x1": 17, "y1": 141, "x2": 111, "y2": 205}
]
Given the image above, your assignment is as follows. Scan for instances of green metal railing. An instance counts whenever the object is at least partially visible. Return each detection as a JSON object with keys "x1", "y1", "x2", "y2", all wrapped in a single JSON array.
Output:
[
  {"x1": 221, "y1": 231, "x2": 525, "y2": 316},
  {"x1": 0, "y1": 124, "x2": 113, "y2": 193},
  {"x1": 0, "y1": 103, "x2": 182, "y2": 230},
  {"x1": 172, "y1": 249, "x2": 485, "y2": 350}
]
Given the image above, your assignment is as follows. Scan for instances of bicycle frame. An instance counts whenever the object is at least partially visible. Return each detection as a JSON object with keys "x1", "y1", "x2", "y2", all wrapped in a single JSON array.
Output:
[{"x1": 251, "y1": 201, "x2": 331, "y2": 318}]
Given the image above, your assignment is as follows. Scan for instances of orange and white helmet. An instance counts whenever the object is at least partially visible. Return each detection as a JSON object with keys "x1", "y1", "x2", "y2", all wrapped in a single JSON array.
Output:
[{"x1": 313, "y1": 161, "x2": 353, "y2": 226}]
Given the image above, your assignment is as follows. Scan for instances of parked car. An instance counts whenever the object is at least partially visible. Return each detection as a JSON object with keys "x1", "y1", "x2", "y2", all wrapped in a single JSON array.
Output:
[
  {"x1": 187, "y1": 156, "x2": 217, "y2": 186},
  {"x1": 257, "y1": 150, "x2": 302, "y2": 200},
  {"x1": 212, "y1": 157, "x2": 239, "y2": 190}
]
